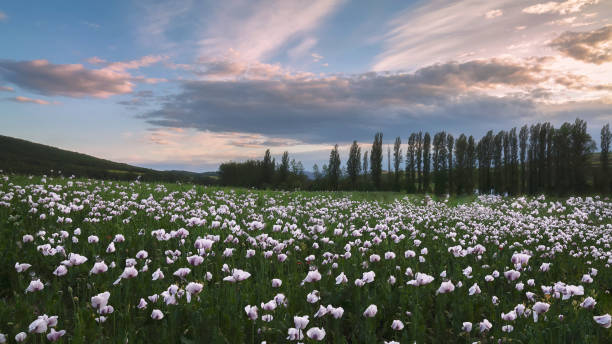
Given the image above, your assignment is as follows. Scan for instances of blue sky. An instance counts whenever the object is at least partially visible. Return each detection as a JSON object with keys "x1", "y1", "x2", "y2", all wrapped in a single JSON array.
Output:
[{"x1": 1, "y1": 0, "x2": 611, "y2": 171}]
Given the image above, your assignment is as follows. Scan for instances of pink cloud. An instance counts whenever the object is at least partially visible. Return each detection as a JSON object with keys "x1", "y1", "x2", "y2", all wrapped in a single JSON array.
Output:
[
  {"x1": 12, "y1": 96, "x2": 51, "y2": 105},
  {"x1": 0, "y1": 85, "x2": 14, "y2": 92},
  {"x1": 0, "y1": 56, "x2": 166, "y2": 98},
  {"x1": 104, "y1": 55, "x2": 167, "y2": 72},
  {"x1": 523, "y1": 0, "x2": 599, "y2": 15},
  {"x1": 86, "y1": 56, "x2": 107, "y2": 65}
]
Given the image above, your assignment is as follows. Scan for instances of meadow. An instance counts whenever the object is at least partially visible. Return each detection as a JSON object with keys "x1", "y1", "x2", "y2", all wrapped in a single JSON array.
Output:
[{"x1": 0, "y1": 174, "x2": 610, "y2": 343}]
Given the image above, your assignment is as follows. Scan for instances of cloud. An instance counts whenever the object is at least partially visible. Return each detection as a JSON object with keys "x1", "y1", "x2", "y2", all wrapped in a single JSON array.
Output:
[
  {"x1": 549, "y1": 25, "x2": 612, "y2": 64},
  {"x1": 0, "y1": 85, "x2": 14, "y2": 92},
  {"x1": 103, "y1": 55, "x2": 166, "y2": 72},
  {"x1": 485, "y1": 9, "x2": 503, "y2": 18},
  {"x1": 0, "y1": 11, "x2": 6, "y2": 21},
  {"x1": 311, "y1": 53, "x2": 324, "y2": 62},
  {"x1": 141, "y1": 57, "x2": 604, "y2": 143},
  {"x1": 133, "y1": 128, "x2": 316, "y2": 169},
  {"x1": 87, "y1": 57, "x2": 107, "y2": 65},
  {"x1": 522, "y1": 0, "x2": 599, "y2": 15},
  {"x1": 198, "y1": 0, "x2": 344, "y2": 61},
  {"x1": 373, "y1": 0, "x2": 530, "y2": 71},
  {"x1": 138, "y1": 0, "x2": 194, "y2": 48},
  {"x1": 288, "y1": 37, "x2": 318, "y2": 59},
  {"x1": 11, "y1": 96, "x2": 51, "y2": 105},
  {"x1": 192, "y1": 50, "x2": 315, "y2": 80},
  {"x1": 0, "y1": 59, "x2": 133, "y2": 98},
  {"x1": 117, "y1": 90, "x2": 157, "y2": 108},
  {"x1": 373, "y1": 0, "x2": 612, "y2": 72},
  {"x1": 81, "y1": 21, "x2": 100, "y2": 29},
  {"x1": 548, "y1": 16, "x2": 577, "y2": 25},
  {"x1": 0, "y1": 56, "x2": 165, "y2": 98}
]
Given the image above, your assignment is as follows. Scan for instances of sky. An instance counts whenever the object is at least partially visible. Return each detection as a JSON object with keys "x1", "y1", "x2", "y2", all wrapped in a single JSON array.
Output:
[{"x1": 1, "y1": 0, "x2": 611, "y2": 172}]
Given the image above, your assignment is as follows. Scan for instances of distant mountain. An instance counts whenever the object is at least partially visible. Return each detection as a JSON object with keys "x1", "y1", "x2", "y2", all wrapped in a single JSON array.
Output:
[{"x1": 0, "y1": 135, "x2": 218, "y2": 184}]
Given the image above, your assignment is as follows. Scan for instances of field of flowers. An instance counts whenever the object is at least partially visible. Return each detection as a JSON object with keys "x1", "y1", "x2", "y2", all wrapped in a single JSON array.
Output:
[{"x1": 1, "y1": 173, "x2": 611, "y2": 343}]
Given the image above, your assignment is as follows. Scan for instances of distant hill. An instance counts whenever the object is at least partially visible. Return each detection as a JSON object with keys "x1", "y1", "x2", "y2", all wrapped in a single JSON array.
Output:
[{"x1": 0, "y1": 135, "x2": 219, "y2": 184}]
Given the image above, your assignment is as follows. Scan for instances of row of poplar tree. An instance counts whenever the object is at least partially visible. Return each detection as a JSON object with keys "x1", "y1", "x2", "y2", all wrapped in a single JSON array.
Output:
[{"x1": 219, "y1": 118, "x2": 611, "y2": 195}]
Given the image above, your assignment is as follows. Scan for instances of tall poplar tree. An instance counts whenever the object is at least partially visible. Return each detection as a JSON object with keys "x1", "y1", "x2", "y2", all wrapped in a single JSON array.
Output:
[
  {"x1": 454, "y1": 134, "x2": 467, "y2": 194},
  {"x1": 406, "y1": 133, "x2": 417, "y2": 193},
  {"x1": 601, "y1": 124, "x2": 611, "y2": 193},
  {"x1": 416, "y1": 132, "x2": 423, "y2": 192},
  {"x1": 446, "y1": 134, "x2": 454, "y2": 194},
  {"x1": 370, "y1": 133, "x2": 383, "y2": 189},
  {"x1": 327, "y1": 144, "x2": 341, "y2": 190},
  {"x1": 422, "y1": 132, "x2": 431, "y2": 193},
  {"x1": 519, "y1": 125, "x2": 528, "y2": 194},
  {"x1": 347, "y1": 141, "x2": 361, "y2": 188},
  {"x1": 467, "y1": 135, "x2": 476, "y2": 194}
]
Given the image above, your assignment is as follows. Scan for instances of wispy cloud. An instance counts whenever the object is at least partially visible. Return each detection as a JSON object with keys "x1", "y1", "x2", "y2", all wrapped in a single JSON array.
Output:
[
  {"x1": 522, "y1": 0, "x2": 599, "y2": 15},
  {"x1": 287, "y1": 37, "x2": 318, "y2": 59},
  {"x1": 198, "y1": 0, "x2": 344, "y2": 61},
  {"x1": 0, "y1": 85, "x2": 14, "y2": 92},
  {"x1": 485, "y1": 9, "x2": 503, "y2": 19},
  {"x1": 81, "y1": 21, "x2": 101, "y2": 29},
  {"x1": 372, "y1": 0, "x2": 611, "y2": 72},
  {"x1": 138, "y1": 0, "x2": 194, "y2": 48},
  {"x1": 11, "y1": 96, "x2": 52, "y2": 105},
  {"x1": 0, "y1": 11, "x2": 7, "y2": 21}
]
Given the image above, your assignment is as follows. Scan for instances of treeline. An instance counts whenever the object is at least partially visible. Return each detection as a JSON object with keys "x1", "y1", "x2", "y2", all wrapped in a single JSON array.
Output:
[
  {"x1": 218, "y1": 150, "x2": 309, "y2": 189},
  {"x1": 218, "y1": 118, "x2": 611, "y2": 195}
]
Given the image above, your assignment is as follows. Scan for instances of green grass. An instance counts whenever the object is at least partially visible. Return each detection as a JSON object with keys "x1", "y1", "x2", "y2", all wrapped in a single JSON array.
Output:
[{"x1": 1, "y1": 175, "x2": 611, "y2": 343}]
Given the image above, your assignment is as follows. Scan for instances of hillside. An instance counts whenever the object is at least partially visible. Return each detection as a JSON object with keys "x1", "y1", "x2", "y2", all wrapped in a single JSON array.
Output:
[{"x1": 0, "y1": 135, "x2": 218, "y2": 184}]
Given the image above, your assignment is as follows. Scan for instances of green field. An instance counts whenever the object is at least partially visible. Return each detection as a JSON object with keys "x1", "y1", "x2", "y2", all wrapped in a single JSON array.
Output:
[{"x1": 1, "y1": 174, "x2": 611, "y2": 343}]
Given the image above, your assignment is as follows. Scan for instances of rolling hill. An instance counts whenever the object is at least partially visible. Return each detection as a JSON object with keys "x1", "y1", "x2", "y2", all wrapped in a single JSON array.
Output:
[{"x1": 0, "y1": 135, "x2": 218, "y2": 184}]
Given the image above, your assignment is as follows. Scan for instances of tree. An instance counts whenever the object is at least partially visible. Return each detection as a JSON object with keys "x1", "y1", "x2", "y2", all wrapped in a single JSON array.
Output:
[
  {"x1": 416, "y1": 132, "x2": 423, "y2": 192},
  {"x1": 478, "y1": 131, "x2": 494, "y2": 194},
  {"x1": 528, "y1": 124, "x2": 540, "y2": 194},
  {"x1": 393, "y1": 137, "x2": 402, "y2": 190},
  {"x1": 387, "y1": 146, "x2": 392, "y2": 187},
  {"x1": 327, "y1": 144, "x2": 341, "y2": 190},
  {"x1": 502, "y1": 131, "x2": 510, "y2": 194},
  {"x1": 406, "y1": 133, "x2": 417, "y2": 193},
  {"x1": 279, "y1": 151, "x2": 290, "y2": 183},
  {"x1": 554, "y1": 123, "x2": 572, "y2": 195},
  {"x1": 537, "y1": 123, "x2": 549, "y2": 192},
  {"x1": 509, "y1": 128, "x2": 519, "y2": 195},
  {"x1": 493, "y1": 131, "x2": 504, "y2": 194},
  {"x1": 313, "y1": 164, "x2": 322, "y2": 180},
  {"x1": 601, "y1": 124, "x2": 611, "y2": 193},
  {"x1": 347, "y1": 141, "x2": 361, "y2": 187},
  {"x1": 570, "y1": 118, "x2": 594, "y2": 193},
  {"x1": 262, "y1": 149, "x2": 275, "y2": 186},
  {"x1": 432, "y1": 131, "x2": 448, "y2": 195},
  {"x1": 519, "y1": 125, "x2": 528, "y2": 194},
  {"x1": 454, "y1": 134, "x2": 467, "y2": 194},
  {"x1": 446, "y1": 134, "x2": 454, "y2": 194},
  {"x1": 422, "y1": 132, "x2": 431, "y2": 193},
  {"x1": 546, "y1": 124, "x2": 555, "y2": 192},
  {"x1": 370, "y1": 133, "x2": 384, "y2": 189},
  {"x1": 363, "y1": 150, "x2": 369, "y2": 177},
  {"x1": 466, "y1": 135, "x2": 476, "y2": 194}
]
